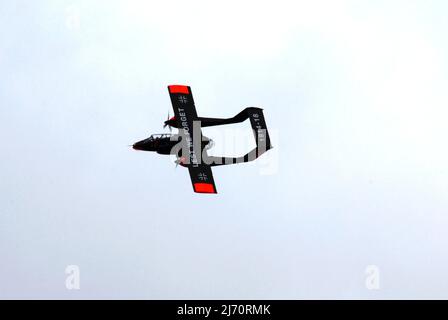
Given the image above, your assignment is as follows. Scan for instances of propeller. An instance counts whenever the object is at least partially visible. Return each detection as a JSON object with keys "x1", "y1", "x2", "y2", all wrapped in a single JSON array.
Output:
[{"x1": 163, "y1": 111, "x2": 172, "y2": 132}]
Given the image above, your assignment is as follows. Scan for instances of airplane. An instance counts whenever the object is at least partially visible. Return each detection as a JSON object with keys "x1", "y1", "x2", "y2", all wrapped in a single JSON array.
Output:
[{"x1": 132, "y1": 85, "x2": 272, "y2": 193}]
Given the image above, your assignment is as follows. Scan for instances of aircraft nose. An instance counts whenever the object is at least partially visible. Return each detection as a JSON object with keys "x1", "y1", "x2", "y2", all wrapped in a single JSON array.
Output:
[
  {"x1": 132, "y1": 138, "x2": 155, "y2": 151},
  {"x1": 132, "y1": 142, "x2": 143, "y2": 150}
]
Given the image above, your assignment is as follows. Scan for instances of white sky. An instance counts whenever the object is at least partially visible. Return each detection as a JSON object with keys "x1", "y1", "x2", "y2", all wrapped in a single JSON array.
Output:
[{"x1": 1, "y1": 0, "x2": 448, "y2": 299}]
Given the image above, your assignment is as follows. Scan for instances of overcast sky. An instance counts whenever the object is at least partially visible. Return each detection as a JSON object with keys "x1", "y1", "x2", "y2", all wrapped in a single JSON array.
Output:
[{"x1": 1, "y1": 0, "x2": 448, "y2": 299}]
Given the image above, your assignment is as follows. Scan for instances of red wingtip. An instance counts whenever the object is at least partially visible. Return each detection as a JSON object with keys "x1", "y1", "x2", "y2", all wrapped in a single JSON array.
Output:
[
  {"x1": 193, "y1": 183, "x2": 216, "y2": 194},
  {"x1": 168, "y1": 85, "x2": 189, "y2": 94}
]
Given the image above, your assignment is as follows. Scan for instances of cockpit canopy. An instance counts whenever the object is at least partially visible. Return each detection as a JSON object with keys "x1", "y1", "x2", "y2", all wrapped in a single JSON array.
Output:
[{"x1": 148, "y1": 134, "x2": 172, "y2": 140}]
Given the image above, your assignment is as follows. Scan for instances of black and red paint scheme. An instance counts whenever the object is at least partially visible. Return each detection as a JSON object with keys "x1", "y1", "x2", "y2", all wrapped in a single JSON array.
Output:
[{"x1": 132, "y1": 85, "x2": 272, "y2": 194}]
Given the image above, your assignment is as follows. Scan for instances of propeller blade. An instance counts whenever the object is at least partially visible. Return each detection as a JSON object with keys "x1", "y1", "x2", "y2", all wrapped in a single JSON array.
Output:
[{"x1": 164, "y1": 111, "x2": 171, "y2": 130}]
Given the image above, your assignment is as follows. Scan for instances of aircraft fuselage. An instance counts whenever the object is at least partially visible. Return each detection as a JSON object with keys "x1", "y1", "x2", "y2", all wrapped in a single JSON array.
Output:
[{"x1": 132, "y1": 134, "x2": 212, "y2": 156}]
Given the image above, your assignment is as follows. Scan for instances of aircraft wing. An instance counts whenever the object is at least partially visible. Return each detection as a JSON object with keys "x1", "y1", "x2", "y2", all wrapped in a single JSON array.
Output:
[
  {"x1": 187, "y1": 163, "x2": 217, "y2": 194},
  {"x1": 167, "y1": 85, "x2": 217, "y2": 194}
]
